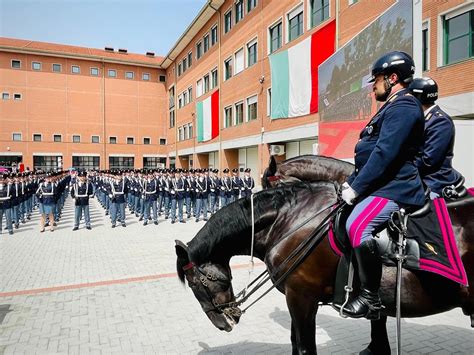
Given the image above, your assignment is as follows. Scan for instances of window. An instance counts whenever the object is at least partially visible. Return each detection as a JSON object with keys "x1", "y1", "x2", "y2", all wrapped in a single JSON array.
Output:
[
  {"x1": 269, "y1": 22, "x2": 282, "y2": 53},
  {"x1": 349, "y1": 0, "x2": 358, "y2": 4},
  {"x1": 189, "y1": 123, "x2": 193, "y2": 139},
  {"x1": 11, "y1": 60, "x2": 21, "y2": 69},
  {"x1": 73, "y1": 135, "x2": 81, "y2": 143},
  {"x1": 422, "y1": 23, "x2": 429, "y2": 71},
  {"x1": 109, "y1": 156, "x2": 134, "y2": 169},
  {"x1": 289, "y1": 6, "x2": 304, "y2": 41},
  {"x1": 234, "y1": 48, "x2": 244, "y2": 75},
  {"x1": 267, "y1": 87, "x2": 272, "y2": 116},
  {"x1": 13, "y1": 93, "x2": 22, "y2": 100},
  {"x1": 178, "y1": 95, "x2": 183, "y2": 108},
  {"x1": 188, "y1": 52, "x2": 192, "y2": 67},
  {"x1": 169, "y1": 110, "x2": 175, "y2": 128},
  {"x1": 32, "y1": 62, "x2": 41, "y2": 70},
  {"x1": 33, "y1": 134, "x2": 42, "y2": 142},
  {"x1": 211, "y1": 69, "x2": 218, "y2": 88},
  {"x1": 53, "y1": 134, "x2": 62, "y2": 142},
  {"x1": 197, "y1": 42, "x2": 203, "y2": 59},
  {"x1": 108, "y1": 69, "x2": 116, "y2": 78},
  {"x1": 224, "y1": 106, "x2": 233, "y2": 128},
  {"x1": 127, "y1": 137, "x2": 134, "y2": 144},
  {"x1": 247, "y1": 0, "x2": 257, "y2": 12},
  {"x1": 72, "y1": 65, "x2": 80, "y2": 74},
  {"x1": 160, "y1": 138, "x2": 167, "y2": 145},
  {"x1": 188, "y1": 87, "x2": 193, "y2": 102},
  {"x1": 143, "y1": 73, "x2": 150, "y2": 81},
  {"x1": 178, "y1": 127, "x2": 184, "y2": 141},
  {"x1": 159, "y1": 75, "x2": 166, "y2": 82},
  {"x1": 197, "y1": 79, "x2": 203, "y2": 97},
  {"x1": 310, "y1": 0, "x2": 329, "y2": 28},
  {"x1": 211, "y1": 25, "x2": 218, "y2": 45},
  {"x1": 143, "y1": 157, "x2": 165, "y2": 168},
  {"x1": 247, "y1": 95, "x2": 258, "y2": 121},
  {"x1": 183, "y1": 57, "x2": 188, "y2": 72},
  {"x1": 178, "y1": 63, "x2": 182, "y2": 76},
  {"x1": 109, "y1": 136, "x2": 117, "y2": 144},
  {"x1": 33, "y1": 155, "x2": 61, "y2": 171},
  {"x1": 184, "y1": 125, "x2": 188, "y2": 140},
  {"x1": 92, "y1": 135, "x2": 100, "y2": 143},
  {"x1": 247, "y1": 39, "x2": 257, "y2": 67},
  {"x1": 235, "y1": 0, "x2": 244, "y2": 24},
  {"x1": 224, "y1": 57, "x2": 233, "y2": 80},
  {"x1": 183, "y1": 91, "x2": 188, "y2": 105},
  {"x1": 204, "y1": 34, "x2": 210, "y2": 53},
  {"x1": 125, "y1": 71, "x2": 134, "y2": 79},
  {"x1": 444, "y1": 9, "x2": 473, "y2": 65},
  {"x1": 12, "y1": 133, "x2": 22, "y2": 141},
  {"x1": 90, "y1": 67, "x2": 99, "y2": 76},
  {"x1": 225, "y1": 10, "x2": 232, "y2": 33},
  {"x1": 72, "y1": 156, "x2": 100, "y2": 170},
  {"x1": 52, "y1": 63, "x2": 61, "y2": 72},
  {"x1": 143, "y1": 137, "x2": 151, "y2": 145},
  {"x1": 235, "y1": 102, "x2": 244, "y2": 125},
  {"x1": 2, "y1": 93, "x2": 9, "y2": 100},
  {"x1": 204, "y1": 74, "x2": 210, "y2": 93},
  {"x1": 169, "y1": 87, "x2": 175, "y2": 108}
]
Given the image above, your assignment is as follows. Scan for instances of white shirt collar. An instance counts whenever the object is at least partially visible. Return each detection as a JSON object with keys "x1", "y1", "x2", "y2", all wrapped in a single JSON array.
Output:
[{"x1": 424, "y1": 104, "x2": 436, "y2": 117}]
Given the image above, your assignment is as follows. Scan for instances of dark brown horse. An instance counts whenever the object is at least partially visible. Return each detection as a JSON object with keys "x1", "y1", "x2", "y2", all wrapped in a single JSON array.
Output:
[{"x1": 175, "y1": 179, "x2": 474, "y2": 354}]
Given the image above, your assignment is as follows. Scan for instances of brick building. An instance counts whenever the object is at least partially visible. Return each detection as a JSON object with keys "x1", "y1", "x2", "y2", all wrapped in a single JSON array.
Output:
[{"x1": 1, "y1": 0, "x2": 473, "y2": 184}]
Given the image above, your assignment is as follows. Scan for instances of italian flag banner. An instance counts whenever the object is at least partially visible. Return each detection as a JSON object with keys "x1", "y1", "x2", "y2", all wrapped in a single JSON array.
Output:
[
  {"x1": 269, "y1": 20, "x2": 335, "y2": 119},
  {"x1": 197, "y1": 90, "x2": 219, "y2": 142}
]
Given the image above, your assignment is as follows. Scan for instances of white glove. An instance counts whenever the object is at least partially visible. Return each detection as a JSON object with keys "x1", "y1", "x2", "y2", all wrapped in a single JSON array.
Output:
[{"x1": 341, "y1": 182, "x2": 358, "y2": 205}]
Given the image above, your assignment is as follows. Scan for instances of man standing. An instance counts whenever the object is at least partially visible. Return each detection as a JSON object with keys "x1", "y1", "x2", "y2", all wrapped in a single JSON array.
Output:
[
  {"x1": 241, "y1": 168, "x2": 255, "y2": 198},
  {"x1": 194, "y1": 169, "x2": 208, "y2": 222},
  {"x1": 36, "y1": 173, "x2": 56, "y2": 232},
  {"x1": 231, "y1": 168, "x2": 242, "y2": 202},
  {"x1": 171, "y1": 169, "x2": 186, "y2": 223},
  {"x1": 219, "y1": 168, "x2": 232, "y2": 208},
  {"x1": 108, "y1": 171, "x2": 128, "y2": 228},
  {"x1": 0, "y1": 174, "x2": 14, "y2": 235},
  {"x1": 71, "y1": 171, "x2": 94, "y2": 231},
  {"x1": 208, "y1": 169, "x2": 219, "y2": 214},
  {"x1": 143, "y1": 171, "x2": 158, "y2": 225}
]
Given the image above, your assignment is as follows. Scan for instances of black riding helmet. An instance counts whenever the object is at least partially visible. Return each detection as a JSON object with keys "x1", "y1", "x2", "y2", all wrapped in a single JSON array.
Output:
[
  {"x1": 367, "y1": 51, "x2": 415, "y2": 84},
  {"x1": 408, "y1": 77, "x2": 438, "y2": 105}
]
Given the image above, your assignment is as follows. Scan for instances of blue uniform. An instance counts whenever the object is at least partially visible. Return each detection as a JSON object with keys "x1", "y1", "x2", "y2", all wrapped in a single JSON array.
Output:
[{"x1": 416, "y1": 105, "x2": 463, "y2": 195}]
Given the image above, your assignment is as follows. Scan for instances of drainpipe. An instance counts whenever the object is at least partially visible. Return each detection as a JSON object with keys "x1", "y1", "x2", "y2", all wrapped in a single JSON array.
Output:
[{"x1": 102, "y1": 58, "x2": 106, "y2": 169}]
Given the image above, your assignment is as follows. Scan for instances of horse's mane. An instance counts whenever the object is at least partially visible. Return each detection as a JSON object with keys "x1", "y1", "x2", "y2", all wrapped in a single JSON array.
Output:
[
  {"x1": 283, "y1": 154, "x2": 354, "y2": 167},
  {"x1": 187, "y1": 181, "x2": 335, "y2": 265}
]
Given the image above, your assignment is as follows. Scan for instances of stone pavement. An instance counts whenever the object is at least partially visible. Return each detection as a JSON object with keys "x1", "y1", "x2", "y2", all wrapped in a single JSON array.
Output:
[{"x1": 0, "y1": 196, "x2": 473, "y2": 354}]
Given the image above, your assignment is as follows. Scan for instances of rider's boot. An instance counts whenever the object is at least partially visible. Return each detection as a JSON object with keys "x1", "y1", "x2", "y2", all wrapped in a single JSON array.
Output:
[{"x1": 343, "y1": 239, "x2": 382, "y2": 319}]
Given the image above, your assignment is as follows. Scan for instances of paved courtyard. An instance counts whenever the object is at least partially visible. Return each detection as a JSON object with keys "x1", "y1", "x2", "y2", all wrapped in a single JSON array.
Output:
[{"x1": 0, "y1": 196, "x2": 473, "y2": 354}]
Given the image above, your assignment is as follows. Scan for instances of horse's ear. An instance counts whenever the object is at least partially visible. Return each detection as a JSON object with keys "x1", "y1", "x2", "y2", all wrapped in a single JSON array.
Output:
[
  {"x1": 175, "y1": 240, "x2": 190, "y2": 283},
  {"x1": 269, "y1": 155, "x2": 277, "y2": 175}
]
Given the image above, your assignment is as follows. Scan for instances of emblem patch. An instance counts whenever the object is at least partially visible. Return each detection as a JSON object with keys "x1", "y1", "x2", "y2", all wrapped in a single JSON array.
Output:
[{"x1": 367, "y1": 125, "x2": 374, "y2": 134}]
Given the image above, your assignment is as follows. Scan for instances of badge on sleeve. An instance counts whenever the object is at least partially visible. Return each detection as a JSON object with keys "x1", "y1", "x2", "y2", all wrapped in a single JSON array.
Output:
[{"x1": 367, "y1": 125, "x2": 374, "y2": 134}]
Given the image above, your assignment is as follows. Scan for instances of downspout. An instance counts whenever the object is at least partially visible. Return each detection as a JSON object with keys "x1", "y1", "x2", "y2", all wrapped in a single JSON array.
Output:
[
  {"x1": 102, "y1": 58, "x2": 106, "y2": 169},
  {"x1": 209, "y1": 0, "x2": 221, "y2": 170},
  {"x1": 335, "y1": 0, "x2": 340, "y2": 50}
]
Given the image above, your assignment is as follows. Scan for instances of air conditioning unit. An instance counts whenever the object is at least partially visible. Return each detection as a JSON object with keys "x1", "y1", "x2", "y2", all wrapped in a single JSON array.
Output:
[{"x1": 270, "y1": 144, "x2": 285, "y2": 156}]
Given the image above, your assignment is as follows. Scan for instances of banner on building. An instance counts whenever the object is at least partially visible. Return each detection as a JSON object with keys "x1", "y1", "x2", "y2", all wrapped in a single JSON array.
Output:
[
  {"x1": 269, "y1": 20, "x2": 336, "y2": 119},
  {"x1": 197, "y1": 90, "x2": 219, "y2": 143}
]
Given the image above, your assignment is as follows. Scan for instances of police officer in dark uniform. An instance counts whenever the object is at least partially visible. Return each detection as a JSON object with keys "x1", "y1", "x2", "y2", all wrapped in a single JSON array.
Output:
[
  {"x1": 143, "y1": 170, "x2": 159, "y2": 225},
  {"x1": 71, "y1": 171, "x2": 94, "y2": 230},
  {"x1": 108, "y1": 171, "x2": 128, "y2": 228},
  {"x1": 409, "y1": 77, "x2": 463, "y2": 198},
  {"x1": 231, "y1": 168, "x2": 242, "y2": 202},
  {"x1": 219, "y1": 168, "x2": 232, "y2": 208},
  {"x1": 194, "y1": 169, "x2": 208, "y2": 222},
  {"x1": 339, "y1": 51, "x2": 425, "y2": 319},
  {"x1": 0, "y1": 173, "x2": 14, "y2": 235}
]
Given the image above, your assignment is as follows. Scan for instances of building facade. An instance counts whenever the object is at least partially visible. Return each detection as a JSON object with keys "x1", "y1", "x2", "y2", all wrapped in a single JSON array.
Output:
[{"x1": 1, "y1": 0, "x2": 473, "y2": 184}]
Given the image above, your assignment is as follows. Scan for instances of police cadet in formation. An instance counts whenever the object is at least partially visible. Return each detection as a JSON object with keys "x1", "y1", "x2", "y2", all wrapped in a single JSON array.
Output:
[
  {"x1": 161, "y1": 169, "x2": 172, "y2": 219},
  {"x1": 0, "y1": 174, "x2": 14, "y2": 235},
  {"x1": 409, "y1": 77, "x2": 464, "y2": 199},
  {"x1": 36, "y1": 173, "x2": 58, "y2": 232},
  {"x1": 241, "y1": 168, "x2": 255, "y2": 198},
  {"x1": 194, "y1": 169, "x2": 209, "y2": 222},
  {"x1": 170, "y1": 169, "x2": 186, "y2": 223},
  {"x1": 219, "y1": 168, "x2": 233, "y2": 208},
  {"x1": 231, "y1": 168, "x2": 242, "y2": 202},
  {"x1": 108, "y1": 171, "x2": 128, "y2": 228},
  {"x1": 71, "y1": 171, "x2": 94, "y2": 231},
  {"x1": 339, "y1": 51, "x2": 426, "y2": 319},
  {"x1": 208, "y1": 169, "x2": 219, "y2": 214},
  {"x1": 143, "y1": 170, "x2": 159, "y2": 225}
]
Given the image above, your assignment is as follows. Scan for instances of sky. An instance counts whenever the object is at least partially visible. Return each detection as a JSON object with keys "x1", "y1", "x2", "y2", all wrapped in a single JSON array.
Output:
[{"x1": 0, "y1": 0, "x2": 208, "y2": 56}]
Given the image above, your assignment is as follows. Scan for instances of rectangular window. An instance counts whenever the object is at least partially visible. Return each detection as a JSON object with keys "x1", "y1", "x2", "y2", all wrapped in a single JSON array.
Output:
[
  {"x1": 211, "y1": 25, "x2": 218, "y2": 45},
  {"x1": 247, "y1": 39, "x2": 257, "y2": 67},
  {"x1": 109, "y1": 136, "x2": 117, "y2": 144},
  {"x1": 189, "y1": 123, "x2": 193, "y2": 138},
  {"x1": 169, "y1": 87, "x2": 175, "y2": 108},
  {"x1": 13, "y1": 93, "x2": 22, "y2": 100},
  {"x1": 224, "y1": 57, "x2": 233, "y2": 80},
  {"x1": 159, "y1": 75, "x2": 166, "y2": 82},
  {"x1": 109, "y1": 156, "x2": 134, "y2": 169},
  {"x1": 178, "y1": 63, "x2": 182, "y2": 76},
  {"x1": 32, "y1": 62, "x2": 41, "y2": 70},
  {"x1": 72, "y1": 156, "x2": 100, "y2": 170},
  {"x1": 188, "y1": 52, "x2": 192, "y2": 67},
  {"x1": 183, "y1": 57, "x2": 188, "y2": 72},
  {"x1": 289, "y1": 6, "x2": 304, "y2": 41},
  {"x1": 178, "y1": 127, "x2": 184, "y2": 141},
  {"x1": 247, "y1": 95, "x2": 257, "y2": 121},
  {"x1": 178, "y1": 95, "x2": 183, "y2": 108},
  {"x1": 267, "y1": 87, "x2": 272, "y2": 116},
  {"x1": 73, "y1": 135, "x2": 81, "y2": 143},
  {"x1": 127, "y1": 137, "x2": 134, "y2": 144},
  {"x1": 169, "y1": 110, "x2": 175, "y2": 128},
  {"x1": 235, "y1": 0, "x2": 244, "y2": 24},
  {"x1": 33, "y1": 134, "x2": 42, "y2": 142},
  {"x1": 72, "y1": 65, "x2": 80, "y2": 74},
  {"x1": 33, "y1": 155, "x2": 61, "y2": 172},
  {"x1": 204, "y1": 74, "x2": 210, "y2": 93},
  {"x1": 444, "y1": 10, "x2": 473, "y2": 65},
  {"x1": 12, "y1": 133, "x2": 22, "y2": 141},
  {"x1": 235, "y1": 102, "x2": 244, "y2": 125},
  {"x1": 143, "y1": 137, "x2": 151, "y2": 145},
  {"x1": 90, "y1": 67, "x2": 99, "y2": 76},
  {"x1": 108, "y1": 69, "x2": 116, "y2": 78},
  {"x1": 53, "y1": 134, "x2": 62, "y2": 142},
  {"x1": 247, "y1": 0, "x2": 257, "y2": 12},
  {"x1": 142, "y1": 73, "x2": 150, "y2": 81},
  {"x1": 224, "y1": 106, "x2": 233, "y2": 128},
  {"x1": 197, "y1": 79, "x2": 203, "y2": 97},
  {"x1": 422, "y1": 26, "x2": 429, "y2": 71},
  {"x1": 143, "y1": 157, "x2": 164, "y2": 168},
  {"x1": 204, "y1": 34, "x2": 210, "y2": 52},
  {"x1": 211, "y1": 68, "x2": 218, "y2": 88},
  {"x1": 2, "y1": 93, "x2": 9, "y2": 100},
  {"x1": 270, "y1": 22, "x2": 282, "y2": 53},
  {"x1": 234, "y1": 48, "x2": 244, "y2": 74},
  {"x1": 125, "y1": 71, "x2": 134, "y2": 79},
  {"x1": 92, "y1": 135, "x2": 100, "y2": 143},
  {"x1": 188, "y1": 87, "x2": 193, "y2": 102},
  {"x1": 184, "y1": 125, "x2": 188, "y2": 140},
  {"x1": 183, "y1": 91, "x2": 188, "y2": 105},
  {"x1": 11, "y1": 60, "x2": 21, "y2": 69},
  {"x1": 160, "y1": 138, "x2": 167, "y2": 145},
  {"x1": 52, "y1": 63, "x2": 62, "y2": 72},
  {"x1": 225, "y1": 10, "x2": 232, "y2": 33},
  {"x1": 197, "y1": 42, "x2": 203, "y2": 59},
  {"x1": 311, "y1": 0, "x2": 329, "y2": 28}
]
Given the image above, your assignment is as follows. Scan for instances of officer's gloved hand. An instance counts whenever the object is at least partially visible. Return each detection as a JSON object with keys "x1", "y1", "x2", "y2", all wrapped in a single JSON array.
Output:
[{"x1": 341, "y1": 182, "x2": 358, "y2": 205}]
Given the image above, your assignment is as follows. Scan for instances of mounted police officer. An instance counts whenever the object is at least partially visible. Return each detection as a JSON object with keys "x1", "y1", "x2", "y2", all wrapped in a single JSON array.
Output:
[
  {"x1": 71, "y1": 171, "x2": 94, "y2": 230},
  {"x1": 241, "y1": 168, "x2": 255, "y2": 198},
  {"x1": 409, "y1": 77, "x2": 463, "y2": 198},
  {"x1": 340, "y1": 51, "x2": 425, "y2": 319}
]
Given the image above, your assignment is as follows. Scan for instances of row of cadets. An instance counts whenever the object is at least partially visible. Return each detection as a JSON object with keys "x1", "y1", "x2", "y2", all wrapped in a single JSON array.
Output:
[{"x1": 70, "y1": 171, "x2": 94, "y2": 230}]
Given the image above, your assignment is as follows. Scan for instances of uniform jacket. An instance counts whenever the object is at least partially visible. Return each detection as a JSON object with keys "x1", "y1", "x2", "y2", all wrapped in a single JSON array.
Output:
[
  {"x1": 220, "y1": 176, "x2": 233, "y2": 197},
  {"x1": 143, "y1": 179, "x2": 158, "y2": 201},
  {"x1": 108, "y1": 179, "x2": 128, "y2": 204},
  {"x1": 70, "y1": 181, "x2": 94, "y2": 206},
  {"x1": 195, "y1": 177, "x2": 208, "y2": 199},
  {"x1": 0, "y1": 183, "x2": 12, "y2": 209},
  {"x1": 36, "y1": 182, "x2": 56, "y2": 205}
]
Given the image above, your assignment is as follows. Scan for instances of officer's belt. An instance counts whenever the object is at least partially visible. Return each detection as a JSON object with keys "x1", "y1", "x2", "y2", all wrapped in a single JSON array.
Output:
[
  {"x1": 0, "y1": 196, "x2": 11, "y2": 201},
  {"x1": 145, "y1": 190, "x2": 157, "y2": 194}
]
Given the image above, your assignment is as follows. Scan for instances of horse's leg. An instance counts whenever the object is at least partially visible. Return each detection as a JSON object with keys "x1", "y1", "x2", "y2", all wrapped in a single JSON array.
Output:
[
  {"x1": 359, "y1": 315, "x2": 391, "y2": 355},
  {"x1": 286, "y1": 290, "x2": 318, "y2": 355}
]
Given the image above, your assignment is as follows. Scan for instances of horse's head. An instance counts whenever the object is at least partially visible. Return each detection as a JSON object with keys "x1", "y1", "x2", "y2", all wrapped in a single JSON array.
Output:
[{"x1": 175, "y1": 240, "x2": 241, "y2": 332}]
